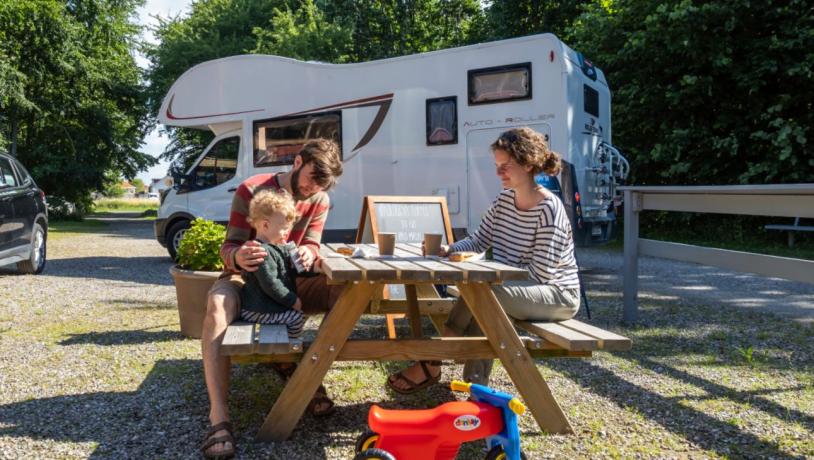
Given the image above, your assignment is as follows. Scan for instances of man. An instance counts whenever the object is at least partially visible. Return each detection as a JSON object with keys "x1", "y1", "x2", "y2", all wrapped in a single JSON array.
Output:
[{"x1": 201, "y1": 139, "x2": 343, "y2": 459}]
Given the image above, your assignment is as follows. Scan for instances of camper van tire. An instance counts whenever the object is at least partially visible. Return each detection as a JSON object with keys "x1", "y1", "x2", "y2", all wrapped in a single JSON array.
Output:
[{"x1": 167, "y1": 219, "x2": 191, "y2": 260}]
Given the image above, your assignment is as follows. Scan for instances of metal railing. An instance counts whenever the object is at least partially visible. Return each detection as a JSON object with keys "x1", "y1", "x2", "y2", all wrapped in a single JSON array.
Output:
[{"x1": 620, "y1": 184, "x2": 814, "y2": 323}]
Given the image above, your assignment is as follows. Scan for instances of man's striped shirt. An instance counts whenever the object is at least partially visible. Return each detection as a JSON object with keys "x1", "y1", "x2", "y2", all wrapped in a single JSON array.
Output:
[
  {"x1": 220, "y1": 173, "x2": 329, "y2": 273},
  {"x1": 449, "y1": 189, "x2": 580, "y2": 289}
]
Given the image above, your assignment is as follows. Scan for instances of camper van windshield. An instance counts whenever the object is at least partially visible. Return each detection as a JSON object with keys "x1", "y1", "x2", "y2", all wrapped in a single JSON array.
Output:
[{"x1": 253, "y1": 112, "x2": 342, "y2": 167}]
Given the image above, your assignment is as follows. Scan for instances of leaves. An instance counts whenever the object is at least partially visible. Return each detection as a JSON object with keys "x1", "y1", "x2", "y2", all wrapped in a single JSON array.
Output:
[
  {"x1": 0, "y1": 0, "x2": 154, "y2": 207},
  {"x1": 176, "y1": 218, "x2": 226, "y2": 271}
]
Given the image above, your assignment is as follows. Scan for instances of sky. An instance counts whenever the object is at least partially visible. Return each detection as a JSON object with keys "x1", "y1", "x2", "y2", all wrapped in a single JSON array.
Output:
[{"x1": 135, "y1": 0, "x2": 192, "y2": 185}]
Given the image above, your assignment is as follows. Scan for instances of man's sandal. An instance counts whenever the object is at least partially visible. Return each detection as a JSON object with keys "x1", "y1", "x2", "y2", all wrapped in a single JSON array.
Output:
[
  {"x1": 201, "y1": 421, "x2": 235, "y2": 459},
  {"x1": 270, "y1": 363, "x2": 336, "y2": 417},
  {"x1": 387, "y1": 360, "x2": 442, "y2": 395}
]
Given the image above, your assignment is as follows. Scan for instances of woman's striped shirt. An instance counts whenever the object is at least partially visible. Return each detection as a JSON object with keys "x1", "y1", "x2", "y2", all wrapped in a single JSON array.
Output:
[{"x1": 449, "y1": 189, "x2": 580, "y2": 289}]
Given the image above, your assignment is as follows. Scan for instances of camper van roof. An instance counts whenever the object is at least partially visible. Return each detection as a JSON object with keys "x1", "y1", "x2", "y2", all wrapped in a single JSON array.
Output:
[{"x1": 159, "y1": 33, "x2": 604, "y2": 129}]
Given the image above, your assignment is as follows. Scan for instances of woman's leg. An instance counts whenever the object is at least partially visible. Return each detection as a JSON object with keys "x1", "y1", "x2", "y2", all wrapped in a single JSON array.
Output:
[
  {"x1": 386, "y1": 296, "x2": 474, "y2": 392},
  {"x1": 492, "y1": 280, "x2": 580, "y2": 321}
]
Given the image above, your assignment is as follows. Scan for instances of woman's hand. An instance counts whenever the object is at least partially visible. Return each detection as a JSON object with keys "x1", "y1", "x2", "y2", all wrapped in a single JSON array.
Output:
[
  {"x1": 235, "y1": 241, "x2": 268, "y2": 272},
  {"x1": 292, "y1": 298, "x2": 303, "y2": 311},
  {"x1": 421, "y1": 242, "x2": 450, "y2": 257}
]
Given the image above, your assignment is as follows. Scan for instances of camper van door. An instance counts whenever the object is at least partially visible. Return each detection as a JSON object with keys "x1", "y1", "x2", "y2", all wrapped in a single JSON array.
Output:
[
  {"x1": 465, "y1": 124, "x2": 552, "y2": 231},
  {"x1": 183, "y1": 132, "x2": 242, "y2": 223}
]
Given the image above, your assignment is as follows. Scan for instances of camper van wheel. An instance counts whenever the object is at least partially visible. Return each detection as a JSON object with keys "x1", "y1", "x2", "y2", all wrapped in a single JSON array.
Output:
[{"x1": 167, "y1": 220, "x2": 191, "y2": 261}]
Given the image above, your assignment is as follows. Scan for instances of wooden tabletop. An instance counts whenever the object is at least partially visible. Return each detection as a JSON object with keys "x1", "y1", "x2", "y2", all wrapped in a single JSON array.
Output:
[{"x1": 319, "y1": 243, "x2": 529, "y2": 284}]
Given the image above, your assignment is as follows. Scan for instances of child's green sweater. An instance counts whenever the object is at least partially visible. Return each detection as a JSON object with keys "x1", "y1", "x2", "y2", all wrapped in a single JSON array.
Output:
[{"x1": 240, "y1": 242, "x2": 297, "y2": 314}]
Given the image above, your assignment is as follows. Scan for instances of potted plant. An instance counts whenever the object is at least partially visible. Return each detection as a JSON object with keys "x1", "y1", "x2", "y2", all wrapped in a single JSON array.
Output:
[{"x1": 170, "y1": 218, "x2": 226, "y2": 338}]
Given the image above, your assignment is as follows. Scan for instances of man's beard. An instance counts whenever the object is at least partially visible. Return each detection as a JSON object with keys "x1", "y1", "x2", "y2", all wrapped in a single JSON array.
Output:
[{"x1": 289, "y1": 166, "x2": 307, "y2": 201}]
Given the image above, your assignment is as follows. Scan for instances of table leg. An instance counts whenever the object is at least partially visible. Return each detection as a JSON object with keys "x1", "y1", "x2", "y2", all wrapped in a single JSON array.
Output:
[
  {"x1": 256, "y1": 282, "x2": 378, "y2": 441},
  {"x1": 404, "y1": 284, "x2": 423, "y2": 338},
  {"x1": 456, "y1": 282, "x2": 574, "y2": 434}
]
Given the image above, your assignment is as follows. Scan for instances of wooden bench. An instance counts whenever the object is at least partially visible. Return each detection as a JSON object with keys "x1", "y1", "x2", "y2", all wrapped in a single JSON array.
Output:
[
  {"x1": 221, "y1": 317, "x2": 631, "y2": 361},
  {"x1": 765, "y1": 217, "x2": 814, "y2": 248}
]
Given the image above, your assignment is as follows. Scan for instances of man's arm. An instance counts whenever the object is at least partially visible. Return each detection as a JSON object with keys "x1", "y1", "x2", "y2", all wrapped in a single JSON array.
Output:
[
  {"x1": 292, "y1": 193, "x2": 330, "y2": 266},
  {"x1": 220, "y1": 182, "x2": 262, "y2": 272}
]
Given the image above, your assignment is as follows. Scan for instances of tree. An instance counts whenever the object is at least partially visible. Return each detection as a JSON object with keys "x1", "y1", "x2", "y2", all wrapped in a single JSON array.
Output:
[
  {"x1": 569, "y1": 0, "x2": 814, "y2": 186},
  {"x1": 318, "y1": 0, "x2": 483, "y2": 61},
  {"x1": 0, "y1": 0, "x2": 153, "y2": 212},
  {"x1": 478, "y1": 0, "x2": 590, "y2": 42},
  {"x1": 132, "y1": 178, "x2": 146, "y2": 194}
]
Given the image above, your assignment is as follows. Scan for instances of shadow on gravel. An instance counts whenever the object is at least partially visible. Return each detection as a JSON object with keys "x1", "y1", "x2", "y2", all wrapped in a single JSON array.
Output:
[
  {"x1": 545, "y1": 298, "x2": 814, "y2": 459},
  {"x1": 58, "y1": 329, "x2": 183, "y2": 346},
  {"x1": 0, "y1": 359, "x2": 380, "y2": 459},
  {"x1": 43, "y1": 256, "x2": 173, "y2": 285}
]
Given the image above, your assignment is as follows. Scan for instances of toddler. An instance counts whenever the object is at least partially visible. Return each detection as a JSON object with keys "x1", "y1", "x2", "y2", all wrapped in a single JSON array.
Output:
[{"x1": 239, "y1": 189, "x2": 307, "y2": 338}]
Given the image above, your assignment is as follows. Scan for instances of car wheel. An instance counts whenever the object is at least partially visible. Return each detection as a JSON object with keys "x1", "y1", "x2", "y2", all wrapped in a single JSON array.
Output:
[
  {"x1": 17, "y1": 222, "x2": 46, "y2": 274},
  {"x1": 166, "y1": 219, "x2": 191, "y2": 261}
]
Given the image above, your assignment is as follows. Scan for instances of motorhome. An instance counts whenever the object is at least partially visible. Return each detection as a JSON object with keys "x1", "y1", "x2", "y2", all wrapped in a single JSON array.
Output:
[{"x1": 155, "y1": 33, "x2": 628, "y2": 259}]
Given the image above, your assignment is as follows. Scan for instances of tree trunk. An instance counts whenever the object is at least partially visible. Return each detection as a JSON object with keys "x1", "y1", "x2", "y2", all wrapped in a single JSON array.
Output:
[{"x1": 10, "y1": 117, "x2": 18, "y2": 158}]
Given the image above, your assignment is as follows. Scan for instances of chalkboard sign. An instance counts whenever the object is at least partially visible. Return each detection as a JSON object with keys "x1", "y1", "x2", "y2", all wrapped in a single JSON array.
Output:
[{"x1": 356, "y1": 196, "x2": 454, "y2": 244}]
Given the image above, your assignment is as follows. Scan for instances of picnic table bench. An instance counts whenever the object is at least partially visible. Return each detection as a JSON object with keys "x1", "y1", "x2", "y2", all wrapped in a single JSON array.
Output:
[
  {"x1": 221, "y1": 242, "x2": 631, "y2": 441},
  {"x1": 765, "y1": 217, "x2": 814, "y2": 248}
]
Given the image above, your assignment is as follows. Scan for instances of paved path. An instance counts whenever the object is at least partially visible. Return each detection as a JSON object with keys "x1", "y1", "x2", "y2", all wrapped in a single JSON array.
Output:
[{"x1": 578, "y1": 247, "x2": 814, "y2": 324}]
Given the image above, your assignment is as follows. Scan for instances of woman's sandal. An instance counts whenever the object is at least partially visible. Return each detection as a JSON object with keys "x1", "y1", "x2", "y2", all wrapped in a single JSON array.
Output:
[
  {"x1": 201, "y1": 421, "x2": 235, "y2": 459},
  {"x1": 387, "y1": 360, "x2": 442, "y2": 395},
  {"x1": 308, "y1": 383, "x2": 336, "y2": 417},
  {"x1": 270, "y1": 363, "x2": 336, "y2": 417}
]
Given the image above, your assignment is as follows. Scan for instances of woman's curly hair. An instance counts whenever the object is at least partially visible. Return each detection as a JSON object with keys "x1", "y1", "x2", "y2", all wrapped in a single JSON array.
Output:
[{"x1": 491, "y1": 127, "x2": 561, "y2": 176}]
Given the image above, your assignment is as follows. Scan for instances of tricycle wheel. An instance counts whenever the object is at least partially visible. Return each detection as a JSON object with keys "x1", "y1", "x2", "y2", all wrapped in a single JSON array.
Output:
[
  {"x1": 485, "y1": 445, "x2": 528, "y2": 460},
  {"x1": 355, "y1": 430, "x2": 380, "y2": 453},
  {"x1": 353, "y1": 448, "x2": 395, "y2": 460}
]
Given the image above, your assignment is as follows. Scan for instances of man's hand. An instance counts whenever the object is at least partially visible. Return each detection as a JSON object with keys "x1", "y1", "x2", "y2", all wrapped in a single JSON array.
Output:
[
  {"x1": 292, "y1": 298, "x2": 303, "y2": 311},
  {"x1": 296, "y1": 246, "x2": 315, "y2": 270},
  {"x1": 235, "y1": 241, "x2": 268, "y2": 272}
]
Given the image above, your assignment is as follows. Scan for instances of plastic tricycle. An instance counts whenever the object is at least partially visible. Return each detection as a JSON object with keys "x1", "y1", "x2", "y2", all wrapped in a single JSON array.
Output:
[{"x1": 354, "y1": 380, "x2": 527, "y2": 460}]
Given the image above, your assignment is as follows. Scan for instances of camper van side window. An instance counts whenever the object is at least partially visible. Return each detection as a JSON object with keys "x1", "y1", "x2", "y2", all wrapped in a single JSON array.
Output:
[
  {"x1": 190, "y1": 136, "x2": 239, "y2": 190},
  {"x1": 468, "y1": 62, "x2": 532, "y2": 105},
  {"x1": 253, "y1": 112, "x2": 342, "y2": 167},
  {"x1": 426, "y1": 96, "x2": 457, "y2": 145},
  {"x1": 584, "y1": 84, "x2": 599, "y2": 117}
]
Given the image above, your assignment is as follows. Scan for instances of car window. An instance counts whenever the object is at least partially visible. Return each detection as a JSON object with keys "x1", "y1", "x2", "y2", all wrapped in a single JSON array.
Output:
[
  {"x1": 12, "y1": 159, "x2": 33, "y2": 186},
  {"x1": 0, "y1": 157, "x2": 18, "y2": 187}
]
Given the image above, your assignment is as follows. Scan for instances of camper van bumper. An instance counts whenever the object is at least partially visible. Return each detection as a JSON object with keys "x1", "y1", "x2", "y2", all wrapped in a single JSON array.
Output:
[{"x1": 154, "y1": 218, "x2": 168, "y2": 247}]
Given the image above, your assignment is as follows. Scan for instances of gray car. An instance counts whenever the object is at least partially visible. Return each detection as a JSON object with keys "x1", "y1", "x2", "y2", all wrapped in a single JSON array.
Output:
[{"x1": 0, "y1": 152, "x2": 48, "y2": 274}]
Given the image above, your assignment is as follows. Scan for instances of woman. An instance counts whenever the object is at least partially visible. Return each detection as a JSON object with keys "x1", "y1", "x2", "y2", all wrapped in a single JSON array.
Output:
[{"x1": 388, "y1": 127, "x2": 581, "y2": 393}]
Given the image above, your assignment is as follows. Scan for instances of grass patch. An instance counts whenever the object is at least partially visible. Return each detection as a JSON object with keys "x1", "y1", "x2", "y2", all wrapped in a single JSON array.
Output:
[
  {"x1": 48, "y1": 219, "x2": 109, "y2": 238},
  {"x1": 93, "y1": 198, "x2": 158, "y2": 213}
]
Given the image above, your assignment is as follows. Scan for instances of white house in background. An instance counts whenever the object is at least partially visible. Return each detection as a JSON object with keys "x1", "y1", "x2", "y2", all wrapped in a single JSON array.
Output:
[
  {"x1": 148, "y1": 178, "x2": 167, "y2": 194},
  {"x1": 153, "y1": 33, "x2": 629, "y2": 259}
]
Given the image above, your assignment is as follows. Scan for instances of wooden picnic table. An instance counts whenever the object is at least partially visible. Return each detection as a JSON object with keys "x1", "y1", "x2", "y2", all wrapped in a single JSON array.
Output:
[{"x1": 222, "y1": 242, "x2": 631, "y2": 441}]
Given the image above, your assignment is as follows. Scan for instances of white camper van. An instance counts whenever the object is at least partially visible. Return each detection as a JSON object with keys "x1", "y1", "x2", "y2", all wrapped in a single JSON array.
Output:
[{"x1": 155, "y1": 33, "x2": 628, "y2": 258}]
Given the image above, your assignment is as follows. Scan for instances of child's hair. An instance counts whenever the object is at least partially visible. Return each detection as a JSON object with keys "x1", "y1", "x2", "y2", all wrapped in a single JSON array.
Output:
[
  {"x1": 491, "y1": 127, "x2": 561, "y2": 176},
  {"x1": 246, "y1": 189, "x2": 298, "y2": 228}
]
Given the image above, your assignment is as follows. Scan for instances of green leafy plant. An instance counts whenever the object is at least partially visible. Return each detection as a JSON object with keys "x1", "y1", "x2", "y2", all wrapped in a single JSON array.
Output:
[
  {"x1": 735, "y1": 345, "x2": 755, "y2": 365},
  {"x1": 176, "y1": 218, "x2": 226, "y2": 271}
]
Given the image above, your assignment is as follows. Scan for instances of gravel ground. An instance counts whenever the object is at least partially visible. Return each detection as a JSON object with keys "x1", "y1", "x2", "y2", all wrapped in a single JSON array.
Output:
[{"x1": 0, "y1": 218, "x2": 812, "y2": 459}]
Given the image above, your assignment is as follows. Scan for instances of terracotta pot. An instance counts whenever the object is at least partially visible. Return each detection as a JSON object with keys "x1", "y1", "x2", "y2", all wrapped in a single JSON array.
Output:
[{"x1": 170, "y1": 265, "x2": 220, "y2": 339}]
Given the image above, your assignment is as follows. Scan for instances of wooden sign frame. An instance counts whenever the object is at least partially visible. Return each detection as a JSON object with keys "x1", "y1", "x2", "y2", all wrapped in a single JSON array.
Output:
[{"x1": 355, "y1": 195, "x2": 454, "y2": 244}]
